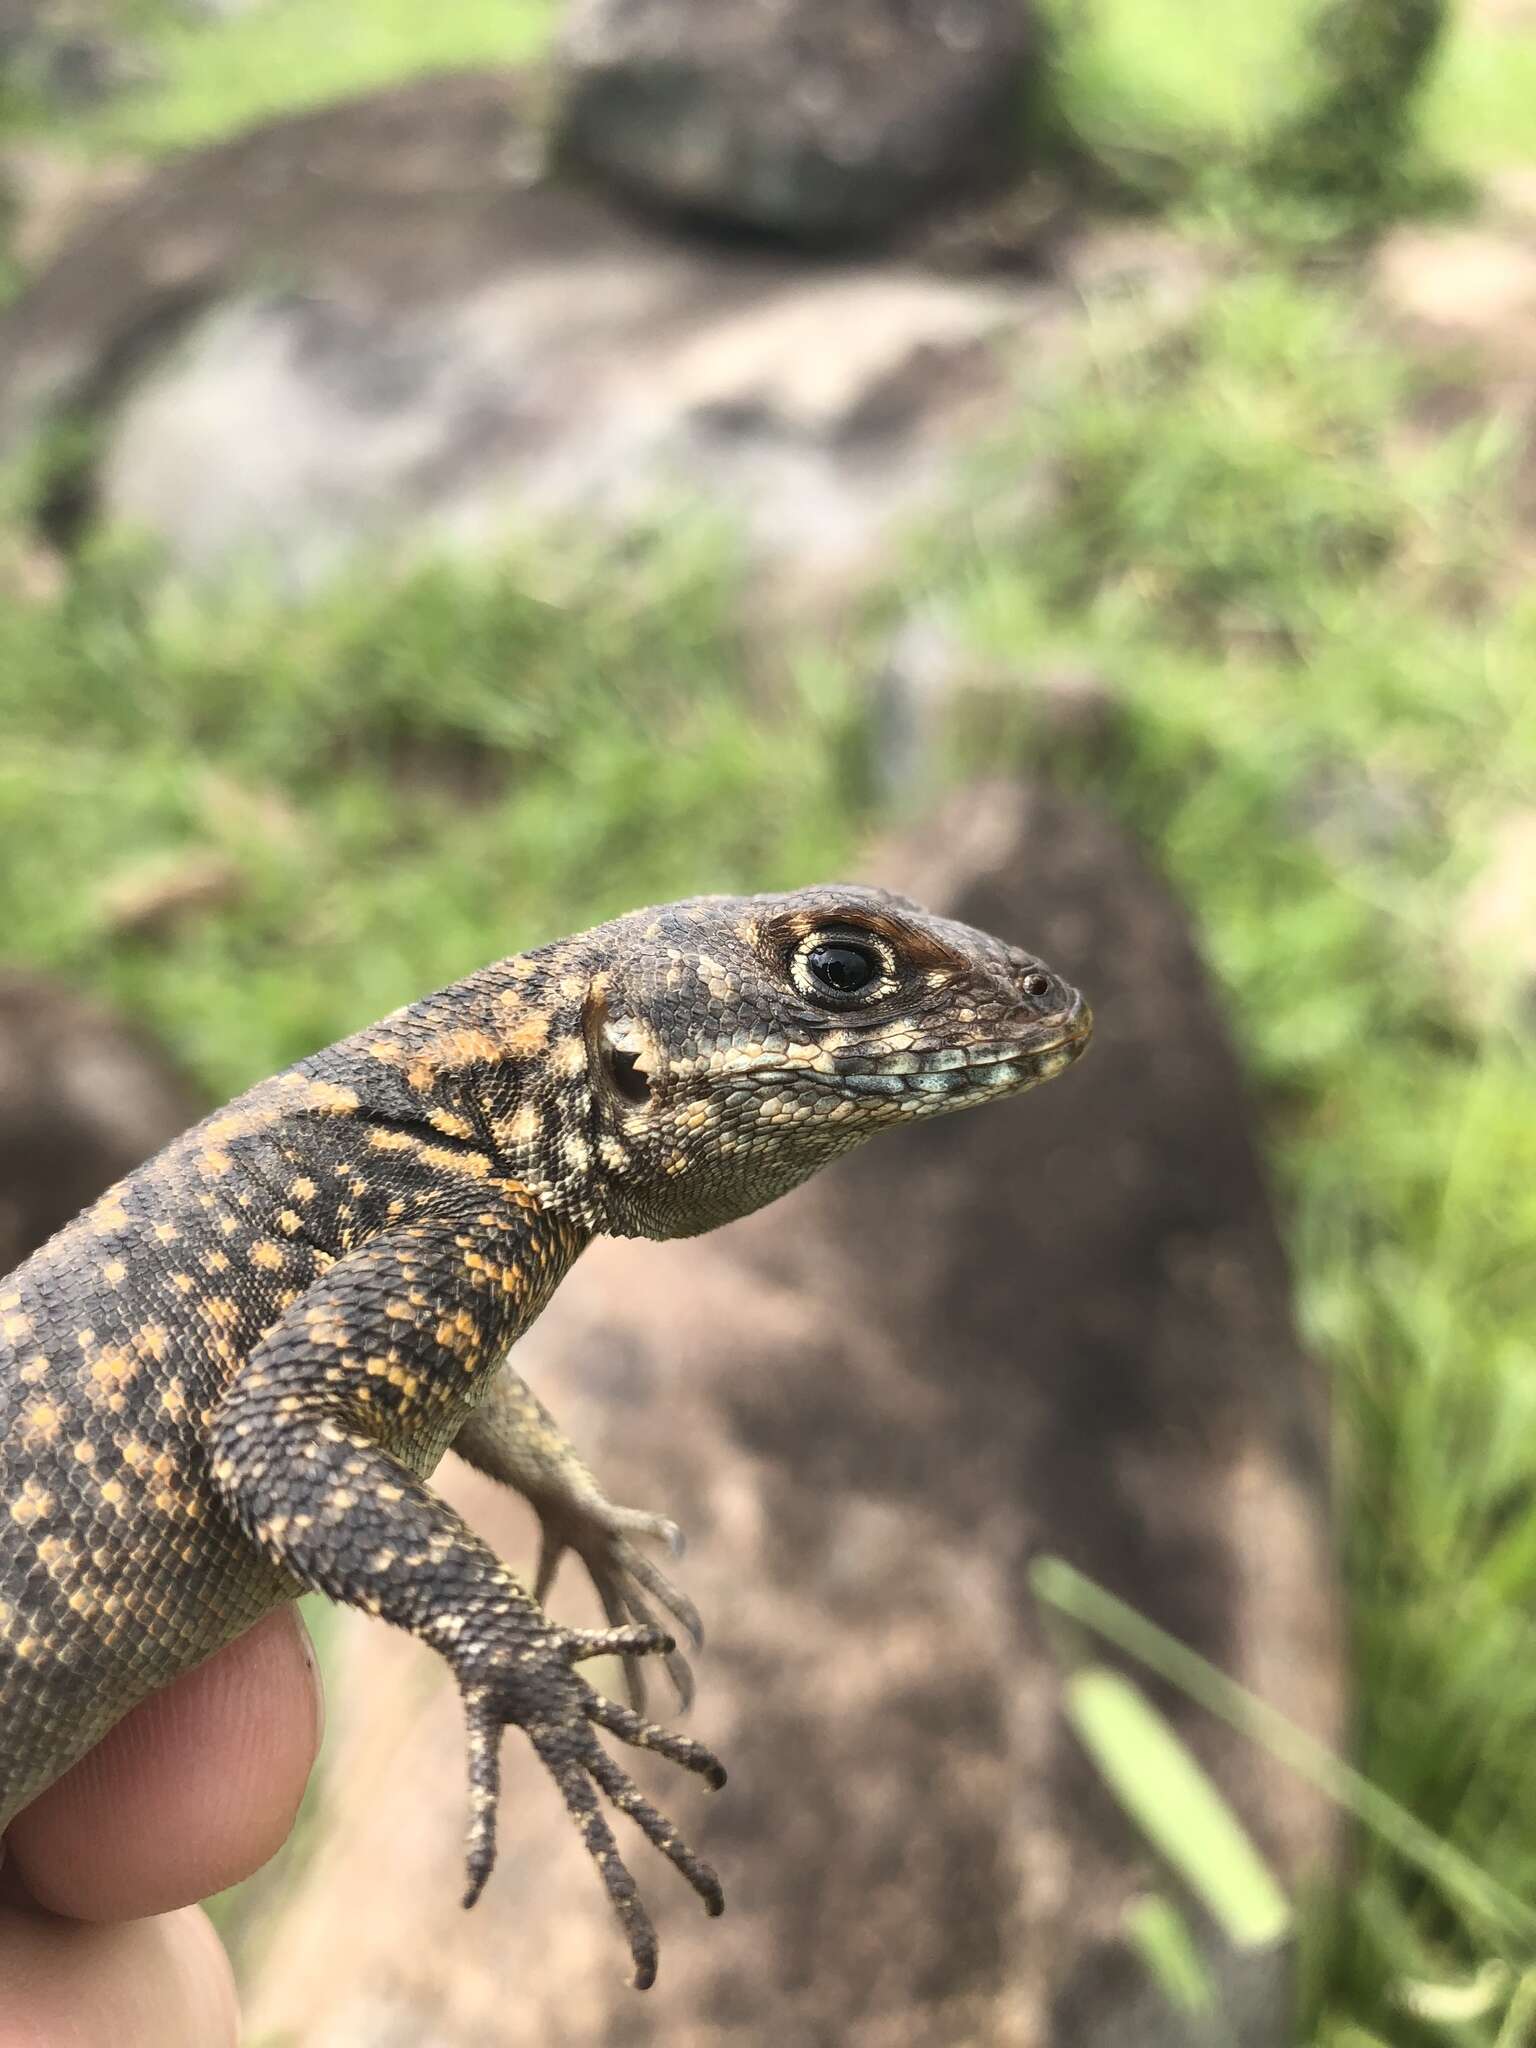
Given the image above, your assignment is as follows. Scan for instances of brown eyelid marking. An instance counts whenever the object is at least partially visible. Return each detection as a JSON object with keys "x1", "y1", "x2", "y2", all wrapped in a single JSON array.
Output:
[{"x1": 756, "y1": 904, "x2": 963, "y2": 975}]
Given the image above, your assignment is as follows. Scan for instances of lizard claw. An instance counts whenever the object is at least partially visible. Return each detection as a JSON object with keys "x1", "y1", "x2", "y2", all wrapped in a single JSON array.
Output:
[
  {"x1": 533, "y1": 1494, "x2": 702, "y2": 1713},
  {"x1": 603, "y1": 1504, "x2": 685, "y2": 1560},
  {"x1": 456, "y1": 1623, "x2": 726, "y2": 1988}
]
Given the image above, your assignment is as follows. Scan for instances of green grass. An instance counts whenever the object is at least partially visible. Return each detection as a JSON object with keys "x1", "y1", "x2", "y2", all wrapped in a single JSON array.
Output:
[
  {"x1": 1049, "y1": 0, "x2": 1309, "y2": 152},
  {"x1": 1053, "y1": 0, "x2": 1536, "y2": 176},
  {"x1": 8, "y1": 0, "x2": 553, "y2": 156},
  {"x1": 0, "y1": 524, "x2": 866, "y2": 1098},
  {"x1": 1424, "y1": 22, "x2": 1536, "y2": 170}
]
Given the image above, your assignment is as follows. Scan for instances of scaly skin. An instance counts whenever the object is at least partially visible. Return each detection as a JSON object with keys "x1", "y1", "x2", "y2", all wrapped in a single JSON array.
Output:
[{"x1": 0, "y1": 885, "x2": 1090, "y2": 1986}]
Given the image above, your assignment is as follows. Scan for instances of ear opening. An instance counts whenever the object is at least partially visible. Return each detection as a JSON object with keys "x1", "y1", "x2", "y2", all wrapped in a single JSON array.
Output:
[
  {"x1": 609, "y1": 1045, "x2": 652, "y2": 1104},
  {"x1": 582, "y1": 987, "x2": 655, "y2": 1109}
]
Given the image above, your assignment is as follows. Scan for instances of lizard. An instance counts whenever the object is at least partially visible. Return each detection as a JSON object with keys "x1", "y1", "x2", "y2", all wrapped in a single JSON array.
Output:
[{"x1": 0, "y1": 884, "x2": 1091, "y2": 1988}]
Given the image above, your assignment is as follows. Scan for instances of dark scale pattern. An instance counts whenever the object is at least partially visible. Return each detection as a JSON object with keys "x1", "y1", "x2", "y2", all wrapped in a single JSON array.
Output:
[{"x1": 0, "y1": 885, "x2": 1090, "y2": 1985}]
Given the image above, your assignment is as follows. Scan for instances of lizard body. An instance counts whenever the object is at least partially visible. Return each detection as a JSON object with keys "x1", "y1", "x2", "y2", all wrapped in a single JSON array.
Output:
[{"x1": 0, "y1": 886, "x2": 1089, "y2": 1984}]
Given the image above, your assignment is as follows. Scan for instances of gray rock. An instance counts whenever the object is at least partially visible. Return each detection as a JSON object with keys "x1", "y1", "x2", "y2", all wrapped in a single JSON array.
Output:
[
  {"x1": 0, "y1": 69, "x2": 1068, "y2": 598},
  {"x1": 0, "y1": 975, "x2": 201, "y2": 1274},
  {"x1": 868, "y1": 610, "x2": 972, "y2": 802},
  {"x1": 0, "y1": 74, "x2": 1220, "y2": 603},
  {"x1": 870, "y1": 619, "x2": 1124, "y2": 804},
  {"x1": 554, "y1": 0, "x2": 1042, "y2": 246},
  {"x1": 243, "y1": 782, "x2": 1343, "y2": 2048},
  {"x1": 0, "y1": 71, "x2": 548, "y2": 467}
]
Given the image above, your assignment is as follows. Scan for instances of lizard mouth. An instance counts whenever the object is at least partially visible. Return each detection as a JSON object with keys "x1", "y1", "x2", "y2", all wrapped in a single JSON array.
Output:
[{"x1": 830, "y1": 999, "x2": 1092, "y2": 1104}]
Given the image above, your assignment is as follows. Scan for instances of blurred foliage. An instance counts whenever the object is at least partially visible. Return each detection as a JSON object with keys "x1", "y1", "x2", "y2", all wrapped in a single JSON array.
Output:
[
  {"x1": 1043, "y1": 0, "x2": 1517, "y2": 232},
  {"x1": 1063, "y1": 1661, "x2": 1293, "y2": 1951},
  {"x1": 914, "y1": 270, "x2": 1536, "y2": 2045},
  {"x1": 1039, "y1": 1559, "x2": 1536, "y2": 2044},
  {"x1": 0, "y1": 0, "x2": 553, "y2": 154},
  {"x1": 1257, "y1": 0, "x2": 1451, "y2": 211},
  {"x1": 0, "y1": 522, "x2": 866, "y2": 1098}
]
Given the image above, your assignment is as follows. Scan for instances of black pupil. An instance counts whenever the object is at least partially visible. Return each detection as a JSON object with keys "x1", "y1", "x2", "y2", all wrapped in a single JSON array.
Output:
[{"x1": 807, "y1": 942, "x2": 879, "y2": 994}]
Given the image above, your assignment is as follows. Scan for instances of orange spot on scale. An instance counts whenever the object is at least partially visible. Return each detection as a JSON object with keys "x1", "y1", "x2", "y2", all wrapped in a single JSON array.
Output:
[{"x1": 304, "y1": 1080, "x2": 362, "y2": 1115}]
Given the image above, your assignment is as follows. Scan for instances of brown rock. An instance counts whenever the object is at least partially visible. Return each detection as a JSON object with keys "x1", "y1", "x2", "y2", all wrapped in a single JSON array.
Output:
[
  {"x1": 0, "y1": 975, "x2": 201, "y2": 1272},
  {"x1": 243, "y1": 782, "x2": 1342, "y2": 2047}
]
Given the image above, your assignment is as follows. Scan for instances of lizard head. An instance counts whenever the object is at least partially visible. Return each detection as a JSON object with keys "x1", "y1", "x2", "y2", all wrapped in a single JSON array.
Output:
[{"x1": 575, "y1": 885, "x2": 1091, "y2": 1240}]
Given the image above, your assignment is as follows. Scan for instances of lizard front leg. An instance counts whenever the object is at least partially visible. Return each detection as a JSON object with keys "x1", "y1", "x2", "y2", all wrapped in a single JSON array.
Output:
[
  {"x1": 454, "y1": 1368, "x2": 702, "y2": 1712},
  {"x1": 208, "y1": 1215, "x2": 723, "y2": 1987}
]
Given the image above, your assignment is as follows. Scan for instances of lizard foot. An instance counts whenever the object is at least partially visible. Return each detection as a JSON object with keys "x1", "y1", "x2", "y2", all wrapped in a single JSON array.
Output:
[
  {"x1": 533, "y1": 1492, "x2": 703, "y2": 1713},
  {"x1": 456, "y1": 1618, "x2": 725, "y2": 1989}
]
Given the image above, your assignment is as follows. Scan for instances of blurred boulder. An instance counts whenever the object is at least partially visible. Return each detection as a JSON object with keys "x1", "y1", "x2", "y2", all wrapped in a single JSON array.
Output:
[
  {"x1": 0, "y1": 72, "x2": 1196, "y2": 606},
  {"x1": 0, "y1": 0, "x2": 151, "y2": 264},
  {"x1": 554, "y1": 0, "x2": 1041, "y2": 245},
  {"x1": 0, "y1": 0, "x2": 156, "y2": 109},
  {"x1": 870, "y1": 615, "x2": 1124, "y2": 804},
  {"x1": 0, "y1": 974, "x2": 201, "y2": 1273},
  {"x1": 0, "y1": 70, "x2": 546, "y2": 476},
  {"x1": 243, "y1": 781, "x2": 1343, "y2": 2048},
  {"x1": 0, "y1": 141, "x2": 145, "y2": 274}
]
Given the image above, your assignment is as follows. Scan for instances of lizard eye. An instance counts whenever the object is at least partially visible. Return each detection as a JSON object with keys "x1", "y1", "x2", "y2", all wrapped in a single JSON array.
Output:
[
  {"x1": 787, "y1": 926, "x2": 898, "y2": 1006},
  {"x1": 806, "y1": 942, "x2": 881, "y2": 994},
  {"x1": 790, "y1": 931, "x2": 896, "y2": 1007}
]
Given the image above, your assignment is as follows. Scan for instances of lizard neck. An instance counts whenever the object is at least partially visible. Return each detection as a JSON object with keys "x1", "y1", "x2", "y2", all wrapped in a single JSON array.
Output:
[{"x1": 293, "y1": 951, "x2": 613, "y2": 1237}]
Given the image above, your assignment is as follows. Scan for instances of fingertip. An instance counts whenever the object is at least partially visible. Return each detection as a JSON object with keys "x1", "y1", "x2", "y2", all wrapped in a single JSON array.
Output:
[
  {"x1": 164, "y1": 1906, "x2": 242, "y2": 2043},
  {"x1": 9, "y1": 1606, "x2": 324, "y2": 1920},
  {"x1": 0, "y1": 1904, "x2": 237, "y2": 2048}
]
